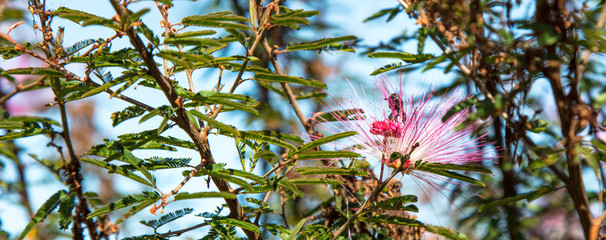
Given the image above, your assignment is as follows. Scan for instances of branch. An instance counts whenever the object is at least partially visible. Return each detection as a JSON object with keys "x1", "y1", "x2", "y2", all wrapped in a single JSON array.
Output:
[
  {"x1": 331, "y1": 166, "x2": 402, "y2": 239},
  {"x1": 0, "y1": 76, "x2": 47, "y2": 104},
  {"x1": 260, "y1": 38, "x2": 309, "y2": 131},
  {"x1": 157, "y1": 222, "x2": 209, "y2": 237},
  {"x1": 590, "y1": 209, "x2": 606, "y2": 240},
  {"x1": 58, "y1": 101, "x2": 98, "y2": 240}
]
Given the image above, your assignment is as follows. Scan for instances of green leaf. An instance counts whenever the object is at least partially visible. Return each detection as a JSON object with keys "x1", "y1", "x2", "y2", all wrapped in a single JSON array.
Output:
[
  {"x1": 140, "y1": 208, "x2": 193, "y2": 229},
  {"x1": 211, "y1": 170, "x2": 253, "y2": 190},
  {"x1": 288, "y1": 218, "x2": 308, "y2": 240},
  {"x1": 315, "y1": 109, "x2": 365, "y2": 122},
  {"x1": 153, "y1": 136, "x2": 196, "y2": 150},
  {"x1": 421, "y1": 162, "x2": 492, "y2": 174},
  {"x1": 359, "y1": 215, "x2": 424, "y2": 226},
  {"x1": 0, "y1": 128, "x2": 53, "y2": 141},
  {"x1": 226, "y1": 28, "x2": 246, "y2": 45},
  {"x1": 17, "y1": 190, "x2": 69, "y2": 240},
  {"x1": 415, "y1": 164, "x2": 486, "y2": 187},
  {"x1": 57, "y1": 192, "x2": 76, "y2": 230},
  {"x1": 479, "y1": 186, "x2": 555, "y2": 212},
  {"x1": 215, "y1": 218, "x2": 261, "y2": 234},
  {"x1": 182, "y1": 11, "x2": 249, "y2": 30},
  {"x1": 189, "y1": 109, "x2": 240, "y2": 137},
  {"x1": 137, "y1": 22, "x2": 159, "y2": 46},
  {"x1": 367, "y1": 195, "x2": 418, "y2": 212},
  {"x1": 239, "y1": 131, "x2": 297, "y2": 151},
  {"x1": 64, "y1": 38, "x2": 98, "y2": 56},
  {"x1": 242, "y1": 130, "x2": 303, "y2": 144},
  {"x1": 370, "y1": 62, "x2": 406, "y2": 76},
  {"x1": 0, "y1": 116, "x2": 60, "y2": 128},
  {"x1": 2, "y1": 67, "x2": 64, "y2": 77},
  {"x1": 216, "y1": 168, "x2": 264, "y2": 183},
  {"x1": 111, "y1": 106, "x2": 147, "y2": 127},
  {"x1": 279, "y1": 178, "x2": 304, "y2": 198},
  {"x1": 295, "y1": 151, "x2": 360, "y2": 160},
  {"x1": 169, "y1": 30, "x2": 216, "y2": 38},
  {"x1": 424, "y1": 225, "x2": 469, "y2": 240},
  {"x1": 157, "y1": 50, "x2": 214, "y2": 68},
  {"x1": 270, "y1": 7, "x2": 320, "y2": 30},
  {"x1": 81, "y1": 157, "x2": 155, "y2": 187},
  {"x1": 442, "y1": 97, "x2": 477, "y2": 121},
  {"x1": 54, "y1": 7, "x2": 114, "y2": 27},
  {"x1": 174, "y1": 191, "x2": 236, "y2": 200},
  {"x1": 164, "y1": 37, "x2": 223, "y2": 47},
  {"x1": 289, "y1": 178, "x2": 343, "y2": 185},
  {"x1": 122, "y1": 148, "x2": 156, "y2": 186},
  {"x1": 364, "y1": 6, "x2": 402, "y2": 22},
  {"x1": 88, "y1": 192, "x2": 161, "y2": 219},
  {"x1": 296, "y1": 131, "x2": 357, "y2": 153},
  {"x1": 294, "y1": 167, "x2": 368, "y2": 177},
  {"x1": 115, "y1": 198, "x2": 160, "y2": 225},
  {"x1": 181, "y1": 90, "x2": 259, "y2": 115},
  {"x1": 368, "y1": 51, "x2": 434, "y2": 63},
  {"x1": 77, "y1": 73, "x2": 139, "y2": 100},
  {"x1": 254, "y1": 73, "x2": 327, "y2": 89},
  {"x1": 285, "y1": 35, "x2": 357, "y2": 52}
]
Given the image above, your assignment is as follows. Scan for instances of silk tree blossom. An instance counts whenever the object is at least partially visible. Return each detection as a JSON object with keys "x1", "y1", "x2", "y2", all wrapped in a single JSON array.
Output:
[{"x1": 320, "y1": 76, "x2": 494, "y2": 188}]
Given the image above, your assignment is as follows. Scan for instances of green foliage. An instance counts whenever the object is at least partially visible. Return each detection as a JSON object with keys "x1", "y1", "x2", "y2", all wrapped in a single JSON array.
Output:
[
  {"x1": 286, "y1": 35, "x2": 357, "y2": 52},
  {"x1": 295, "y1": 131, "x2": 357, "y2": 153},
  {"x1": 254, "y1": 73, "x2": 327, "y2": 89},
  {"x1": 358, "y1": 215, "x2": 424, "y2": 227},
  {"x1": 415, "y1": 162, "x2": 487, "y2": 187},
  {"x1": 182, "y1": 11, "x2": 249, "y2": 30},
  {"x1": 53, "y1": 7, "x2": 115, "y2": 28},
  {"x1": 140, "y1": 208, "x2": 194, "y2": 230},
  {"x1": 271, "y1": 6, "x2": 320, "y2": 30},
  {"x1": 17, "y1": 190, "x2": 70, "y2": 240},
  {"x1": 295, "y1": 151, "x2": 360, "y2": 160},
  {"x1": 88, "y1": 192, "x2": 161, "y2": 219},
  {"x1": 295, "y1": 166, "x2": 368, "y2": 177},
  {"x1": 314, "y1": 109, "x2": 365, "y2": 122}
]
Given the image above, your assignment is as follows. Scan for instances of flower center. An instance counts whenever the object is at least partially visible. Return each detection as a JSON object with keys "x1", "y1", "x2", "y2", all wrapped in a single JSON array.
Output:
[{"x1": 369, "y1": 119, "x2": 402, "y2": 137}]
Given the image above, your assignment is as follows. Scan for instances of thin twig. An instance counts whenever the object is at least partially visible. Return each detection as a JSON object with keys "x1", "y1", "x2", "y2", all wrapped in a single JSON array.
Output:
[
  {"x1": 260, "y1": 38, "x2": 309, "y2": 131},
  {"x1": 331, "y1": 166, "x2": 401, "y2": 239},
  {"x1": 0, "y1": 76, "x2": 47, "y2": 104},
  {"x1": 157, "y1": 222, "x2": 209, "y2": 237}
]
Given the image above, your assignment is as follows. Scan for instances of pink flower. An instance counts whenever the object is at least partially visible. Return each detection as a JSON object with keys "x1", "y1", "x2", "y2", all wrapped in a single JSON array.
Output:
[
  {"x1": 320, "y1": 76, "x2": 494, "y2": 186},
  {"x1": 369, "y1": 119, "x2": 403, "y2": 137}
]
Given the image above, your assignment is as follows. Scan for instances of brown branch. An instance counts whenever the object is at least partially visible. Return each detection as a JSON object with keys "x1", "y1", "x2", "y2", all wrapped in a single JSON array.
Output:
[
  {"x1": 58, "y1": 102, "x2": 98, "y2": 240},
  {"x1": 0, "y1": 76, "x2": 47, "y2": 104},
  {"x1": 108, "y1": 1, "x2": 258, "y2": 239},
  {"x1": 157, "y1": 222, "x2": 209, "y2": 237},
  {"x1": 260, "y1": 38, "x2": 309, "y2": 131},
  {"x1": 535, "y1": 1, "x2": 593, "y2": 237},
  {"x1": 590, "y1": 210, "x2": 606, "y2": 240},
  {"x1": 331, "y1": 164, "x2": 402, "y2": 239}
]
